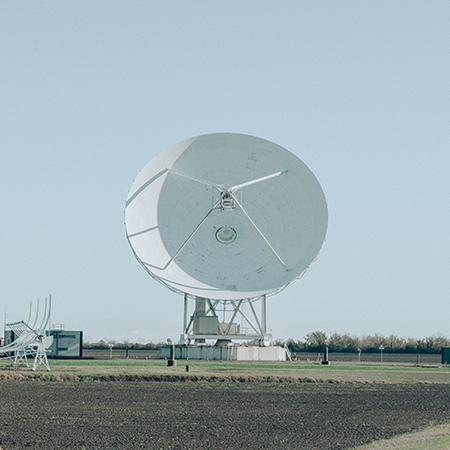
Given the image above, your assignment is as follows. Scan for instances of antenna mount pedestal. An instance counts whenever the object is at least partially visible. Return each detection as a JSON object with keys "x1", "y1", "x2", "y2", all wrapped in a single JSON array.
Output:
[{"x1": 180, "y1": 294, "x2": 271, "y2": 346}]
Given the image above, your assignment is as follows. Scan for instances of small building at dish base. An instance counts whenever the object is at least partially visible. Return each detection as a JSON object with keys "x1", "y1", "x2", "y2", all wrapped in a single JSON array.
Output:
[
  {"x1": 160, "y1": 345, "x2": 285, "y2": 361},
  {"x1": 5, "y1": 329, "x2": 83, "y2": 358},
  {"x1": 442, "y1": 347, "x2": 450, "y2": 364},
  {"x1": 48, "y1": 330, "x2": 83, "y2": 358}
]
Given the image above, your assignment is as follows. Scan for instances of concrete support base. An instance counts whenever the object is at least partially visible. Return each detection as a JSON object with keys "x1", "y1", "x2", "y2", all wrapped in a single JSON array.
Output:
[{"x1": 161, "y1": 345, "x2": 286, "y2": 361}]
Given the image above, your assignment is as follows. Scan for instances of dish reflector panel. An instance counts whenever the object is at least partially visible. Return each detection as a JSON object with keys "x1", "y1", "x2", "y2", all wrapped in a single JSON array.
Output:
[{"x1": 125, "y1": 133, "x2": 327, "y2": 300}]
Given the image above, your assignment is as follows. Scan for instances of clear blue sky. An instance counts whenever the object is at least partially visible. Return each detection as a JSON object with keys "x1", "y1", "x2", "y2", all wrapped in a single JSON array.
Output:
[{"x1": 1, "y1": 2, "x2": 449, "y2": 343}]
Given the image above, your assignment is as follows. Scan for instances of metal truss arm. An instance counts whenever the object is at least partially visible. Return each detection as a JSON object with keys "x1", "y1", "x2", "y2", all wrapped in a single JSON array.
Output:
[
  {"x1": 168, "y1": 169, "x2": 222, "y2": 191},
  {"x1": 224, "y1": 300, "x2": 243, "y2": 335},
  {"x1": 206, "y1": 299, "x2": 218, "y2": 317},
  {"x1": 229, "y1": 170, "x2": 287, "y2": 193},
  {"x1": 230, "y1": 300, "x2": 259, "y2": 335},
  {"x1": 229, "y1": 192, "x2": 288, "y2": 271},
  {"x1": 163, "y1": 199, "x2": 221, "y2": 270},
  {"x1": 248, "y1": 301, "x2": 263, "y2": 335}
]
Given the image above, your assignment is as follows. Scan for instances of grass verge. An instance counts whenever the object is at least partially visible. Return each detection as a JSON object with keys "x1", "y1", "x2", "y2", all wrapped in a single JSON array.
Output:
[
  {"x1": 352, "y1": 423, "x2": 450, "y2": 450},
  {"x1": 1, "y1": 359, "x2": 449, "y2": 383}
]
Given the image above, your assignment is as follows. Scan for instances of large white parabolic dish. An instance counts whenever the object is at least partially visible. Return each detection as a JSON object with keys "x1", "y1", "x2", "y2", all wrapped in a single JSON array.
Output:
[{"x1": 125, "y1": 133, "x2": 328, "y2": 300}]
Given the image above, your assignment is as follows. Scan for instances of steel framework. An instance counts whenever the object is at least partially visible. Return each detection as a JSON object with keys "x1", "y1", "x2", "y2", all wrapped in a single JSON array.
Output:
[
  {"x1": 1, "y1": 296, "x2": 53, "y2": 371},
  {"x1": 180, "y1": 294, "x2": 272, "y2": 346}
]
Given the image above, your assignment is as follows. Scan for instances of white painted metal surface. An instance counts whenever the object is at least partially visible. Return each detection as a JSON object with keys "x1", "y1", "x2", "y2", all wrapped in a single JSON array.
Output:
[
  {"x1": 1, "y1": 296, "x2": 53, "y2": 371},
  {"x1": 125, "y1": 133, "x2": 328, "y2": 300}
]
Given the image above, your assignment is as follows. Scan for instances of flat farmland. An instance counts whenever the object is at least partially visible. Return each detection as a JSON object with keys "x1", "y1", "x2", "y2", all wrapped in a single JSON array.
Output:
[
  {"x1": 1, "y1": 380, "x2": 450, "y2": 450},
  {"x1": 1, "y1": 359, "x2": 450, "y2": 450}
]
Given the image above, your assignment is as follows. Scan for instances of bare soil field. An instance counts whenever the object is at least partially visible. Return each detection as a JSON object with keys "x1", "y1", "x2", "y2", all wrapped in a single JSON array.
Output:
[{"x1": 1, "y1": 380, "x2": 449, "y2": 450}]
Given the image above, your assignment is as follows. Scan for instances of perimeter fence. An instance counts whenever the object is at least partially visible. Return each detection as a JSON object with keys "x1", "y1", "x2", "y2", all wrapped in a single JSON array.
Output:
[{"x1": 78, "y1": 348, "x2": 442, "y2": 364}]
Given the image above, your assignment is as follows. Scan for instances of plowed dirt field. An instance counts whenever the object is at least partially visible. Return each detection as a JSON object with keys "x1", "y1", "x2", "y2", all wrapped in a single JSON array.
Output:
[{"x1": 1, "y1": 381, "x2": 450, "y2": 449}]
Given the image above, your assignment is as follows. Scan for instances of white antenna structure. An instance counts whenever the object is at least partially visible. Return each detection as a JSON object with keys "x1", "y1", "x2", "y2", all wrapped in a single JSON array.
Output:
[
  {"x1": 1, "y1": 295, "x2": 54, "y2": 371},
  {"x1": 125, "y1": 133, "x2": 328, "y2": 347}
]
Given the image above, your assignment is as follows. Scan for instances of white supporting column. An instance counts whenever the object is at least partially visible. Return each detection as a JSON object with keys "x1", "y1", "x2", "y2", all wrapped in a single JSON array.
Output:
[
  {"x1": 183, "y1": 293, "x2": 188, "y2": 333},
  {"x1": 262, "y1": 294, "x2": 267, "y2": 335}
]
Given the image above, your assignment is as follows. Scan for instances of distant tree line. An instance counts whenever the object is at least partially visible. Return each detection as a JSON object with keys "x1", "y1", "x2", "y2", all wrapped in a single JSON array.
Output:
[
  {"x1": 84, "y1": 333, "x2": 450, "y2": 354},
  {"x1": 83, "y1": 339, "x2": 169, "y2": 350},
  {"x1": 276, "y1": 332, "x2": 450, "y2": 354}
]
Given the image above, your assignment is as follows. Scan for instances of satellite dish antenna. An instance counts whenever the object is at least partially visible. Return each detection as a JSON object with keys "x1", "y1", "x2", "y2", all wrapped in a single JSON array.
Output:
[{"x1": 125, "y1": 133, "x2": 327, "y2": 348}]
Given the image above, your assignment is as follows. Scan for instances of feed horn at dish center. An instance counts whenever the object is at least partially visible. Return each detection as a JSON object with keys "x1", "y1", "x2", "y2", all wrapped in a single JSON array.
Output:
[{"x1": 125, "y1": 133, "x2": 328, "y2": 358}]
